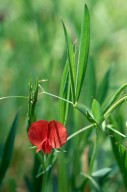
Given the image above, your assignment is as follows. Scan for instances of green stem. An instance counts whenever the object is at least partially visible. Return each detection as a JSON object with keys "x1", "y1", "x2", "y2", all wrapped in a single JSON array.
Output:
[
  {"x1": 0, "y1": 96, "x2": 28, "y2": 100},
  {"x1": 106, "y1": 125, "x2": 126, "y2": 138},
  {"x1": 79, "y1": 128, "x2": 100, "y2": 191},
  {"x1": 88, "y1": 129, "x2": 99, "y2": 175},
  {"x1": 39, "y1": 91, "x2": 73, "y2": 105},
  {"x1": 67, "y1": 123, "x2": 96, "y2": 141},
  {"x1": 104, "y1": 95, "x2": 127, "y2": 118}
]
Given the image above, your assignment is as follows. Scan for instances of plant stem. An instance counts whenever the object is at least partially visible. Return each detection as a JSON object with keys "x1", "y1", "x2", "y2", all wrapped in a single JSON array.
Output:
[
  {"x1": 39, "y1": 91, "x2": 73, "y2": 105},
  {"x1": 67, "y1": 123, "x2": 96, "y2": 141},
  {"x1": 88, "y1": 129, "x2": 99, "y2": 175},
  {"x1": 106, "y1": 125, "x2": 126, "y2": 137},
  {"x1": 0, "y1": 96, "x2": 28, "y2": 100}
]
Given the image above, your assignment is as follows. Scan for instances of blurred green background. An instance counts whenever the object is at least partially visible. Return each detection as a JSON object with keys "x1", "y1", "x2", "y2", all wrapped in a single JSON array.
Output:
[{"x1": 0, "y1": 0, "x2": 127, "y2": 191}]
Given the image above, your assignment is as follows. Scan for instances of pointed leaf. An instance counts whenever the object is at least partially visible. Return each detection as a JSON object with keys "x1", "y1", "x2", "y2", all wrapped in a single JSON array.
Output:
[
  {"x1": 97, "y1": 67, "x2": 112, "y2": 104},
  {"x1": 0, "y1": 112, "x2": 18, "y2": 185},
  {"x1": 102, "y1": 83, "x2": 127, "y2": 113},
  {"x1": 83, "y1": 59, "x2": 96, "y2": 107},
  {"x1": 32, "y1": 154, "x2": 42, "y2": 192},
  {"x1": 27, "y1": 80, "x2": 38, "y2": 131},
  {"x1": 92, "y1": 168, "x2": 112, "y2": 178},
  {"x1": 59, "y1": 60, "x2": 71, "y2": 124},
  {"x1": 92, "y1": 99, "x2": 103, "y2": 124},
  {"x1": 62, "y1": 21, "x2": 76, "y2": 103},
  {"x1": 75, "y1": 103, "x2": 95, "y2": 123},
  {"x1": 76, "y1": 4, "x2": 90, "y2": 101},
  {"x1": 24, "y1": 176, "x2": 33, "y2": 192},
  {"x1": 81, "y1": 173, "x2": 101, "y2": 192},
  {"x1": 111, "y1": 136, "x2": 127, "y2": 189}
]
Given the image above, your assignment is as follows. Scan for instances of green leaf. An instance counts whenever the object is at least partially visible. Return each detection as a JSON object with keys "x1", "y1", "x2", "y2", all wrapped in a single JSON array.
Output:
[
  {"x1": 102, "y1": 83, "x2": 127, "y2": 113},
  {"x1": 26, "y1": 80, "x2": 38, "y2": 131},
  {"x1": 62, "y1": 21, "x2": 76, "y2": 103},
  {"x1": 59, "y1": 60, "x2": 71, "y2": 124},
  {"x1": 76, "y1": 4, "x2": 90, "y2": 101},
  {"x1": 92, "y1": 168, "x2": 112, "y2": 178},
  {"x1": 74, "y1": 103, "x2": 95, "y2": 123},
  {"x1": 92, "y1": 99, "x2": 103, "y2": 124},
  {"x1": 97, "y1": 67, "x2": 112, "y2": 104},
  {"x1": 32, "y1": 154, "x2": 42, "y2": 192},
  {"x1": 111, "y1": 136, "x2": 127, "y2": 189},
  {"x1": 0, "y1": 112, "x2": 18, "y2": 185},
  {"x1": 81, "y1": 173, "x2": 101, "y2": 192},
  {"x1": 24, "y1": 176, "x2": 33, "y2": 192},
  {"x1": 83, "y1": 59, "x2": 96, "y2": 108},
  {"x1": 58, "y1": 153, "x2": 69, "y2": 192}
]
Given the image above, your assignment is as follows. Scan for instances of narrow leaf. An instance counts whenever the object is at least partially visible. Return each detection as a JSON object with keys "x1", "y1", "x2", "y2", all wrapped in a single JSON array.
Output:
[
  {"x1": 24, "y1": 176, "x2": 33, "y2": 192},
  {"x1": 76, "y1": 4, "x2": 90, "y2": 101},
  {"x1": 97, "y1": 67, "x2": 112, "y2": 104},
  {"x1": 81, "y1": 173, "x2": 101, "y2": 192},
  {"x1": 0, "y1": 112, "x2": 18, "y2": 185},
  {"x1": 75, "y1": 103, "x2": 95, "y2": 123},
  {"x1": 32, "y1": 154, "x2": 42, "y2": 192},
  {"x1": 59, "y1": 60, "x2": 71, "y2": 124},
  {"x1": 92, "y1": 99, "x2": 103, "y2": 124},
  {"x1": 58, "y1": 153, "x2": 69, "y2": 192},
  {"x1": 27, "y1": 80, "x2": 38, "y2": 131},
  {"x1": 111, "y1": 136, "x2": 127, "y2": 189},
  {"x1": 62, "y1": 21, "x2": 76, "y2": 103},
  {"x1": 92, "y1": 168, "x2": 112, "y2": 178},
  {"x1": 83, "y1": 59, "x2": 96, "y2": 108},
  {"x1": 102, "y1": 83, "x2": 127, "y2": 112}
]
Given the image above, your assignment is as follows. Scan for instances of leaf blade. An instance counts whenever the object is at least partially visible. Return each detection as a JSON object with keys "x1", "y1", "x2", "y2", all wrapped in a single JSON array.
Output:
[
  {"x1": 0, "y1": 112, "x2": 18, "y2": 185},
  {"x1": 62, "y1": 21, "x2": 76, "y2": 103},
  {"x1": 111, "y1": 137, "x2": 127, "y2": 189},
  {"x1": 92, "y1": 99, "x2": 103, "y2": 124},
  {"x1": 97, "y1": 67, "x2": 112, "y2": 104},
  {"x1": 76, "y1": 4, "x2": 90, "y2": 101},
  {"x1": 59, "y1": 60, "x2": 71, "y2": 124}
]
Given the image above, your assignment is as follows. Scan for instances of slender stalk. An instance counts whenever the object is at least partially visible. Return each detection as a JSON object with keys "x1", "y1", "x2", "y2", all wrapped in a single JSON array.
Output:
[
  {"x1": 104, "y1": 95, "x2": 127, "y2": 118},
  {"x1": 88, "y1": 129, "x2": 99, "y2": 175},
  {"x1": 106, "y1": 125, "x2": 126, "y2": 138},
  {"x1": 39, "y1": 91, "x2": 73, "y2": 105},
  {"x1": 79, "y1": 127, "x2": 99, "y2": 191},
  {"x1": 67, "y1": 123, "x2": 96, "y2": 141},
  {"x1": 0, "y1": 96, "x2": 28, "y2": 100}
]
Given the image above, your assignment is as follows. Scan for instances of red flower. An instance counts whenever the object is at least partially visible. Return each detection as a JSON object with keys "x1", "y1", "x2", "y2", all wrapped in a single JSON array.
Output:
[{"x1": 28, "y1": 120, "x2": 68, "y2": 154}]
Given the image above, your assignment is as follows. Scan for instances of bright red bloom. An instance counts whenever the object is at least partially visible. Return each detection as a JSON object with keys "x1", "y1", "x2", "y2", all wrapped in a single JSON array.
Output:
[{"x1": 28, "y1": 120, "x2": 68, "y2": 154}]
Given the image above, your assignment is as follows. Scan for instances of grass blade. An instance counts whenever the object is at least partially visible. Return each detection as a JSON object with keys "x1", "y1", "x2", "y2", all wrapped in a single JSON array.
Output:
[
  {"x1": 92, "y1": 99, "x2": 103, "y2": 124},
  {"x1": 32, "y1": 154, "x2": 42, "y2": 192},
  {"x1": 92, "y1": 168, "x2": 112, "y2": 178},
  {"x1": 26, "y1": 80, "x2": 38, "y2": 131},
  {"x1": 62, "y1": 21, "x2": 76, "y2": 103},
  {"x1": 102, "y1": 83, "x2": 127, "y2": 112},
  {"x1": 97, "y1": 67, "x2": 112, "y2": 105},
  {"x1": 76, "y1": 4, "x2": 90, "y2": 101},
  {"x1": 75, "y1": 103, "x2": 95, "y2": 123},
  {"x1": 111, "y1": 136, "x2": 127, "y2": 189},
  {"x1": 0, "y1": 112, "x2": 18, "y2": 185},
  {"x1": 81, "y1": 173, "x2": 101, "y2": 192},
  {"x1": 59, "y1": 60, "x2": 71, "y2": 124}
]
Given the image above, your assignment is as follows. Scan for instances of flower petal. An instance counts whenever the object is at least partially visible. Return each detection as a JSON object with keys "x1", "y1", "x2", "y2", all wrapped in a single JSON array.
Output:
[
  {"x1": 49, "y1": 120, "x2": 68, "y2": 148},
  {"x1": 41, "y1": 139, "x2": 52, "y2": 154},
  {"x1": 28, "y1": 120, "x2": 49, "y2": 149}
]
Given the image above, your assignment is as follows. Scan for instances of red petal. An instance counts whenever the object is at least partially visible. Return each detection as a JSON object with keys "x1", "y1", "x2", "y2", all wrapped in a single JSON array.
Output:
[
  {"x1": 49, "y1": 120, "x2": 68, "y2": 148},
  {"x1": 28, "y1": 120, "x2": 49, "y2": 150},
  {"x1": 41, "y1": 139, "x2": 52, "y2": 154}
]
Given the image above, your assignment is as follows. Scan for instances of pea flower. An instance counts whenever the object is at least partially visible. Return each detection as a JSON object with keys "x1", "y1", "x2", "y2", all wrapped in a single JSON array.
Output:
[{"x1": 28, "y1": 120, "x2": 68, "y2": 154}]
